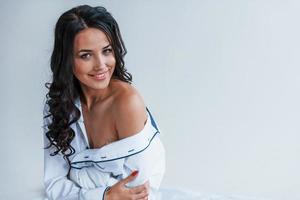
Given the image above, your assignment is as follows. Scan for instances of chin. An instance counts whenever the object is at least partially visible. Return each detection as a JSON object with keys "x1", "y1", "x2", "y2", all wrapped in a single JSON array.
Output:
[
  {"x1": 79, "y1": 74, "x2": 113, "y2": 91},
  {"x1": 92, "y1": 79, "x2": 111, "y2": 90}
]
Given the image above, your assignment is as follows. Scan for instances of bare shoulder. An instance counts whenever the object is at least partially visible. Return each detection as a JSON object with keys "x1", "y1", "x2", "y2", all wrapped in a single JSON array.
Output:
[{"x1": 111, "y1": 80, "x2": 147, "y2": 139}]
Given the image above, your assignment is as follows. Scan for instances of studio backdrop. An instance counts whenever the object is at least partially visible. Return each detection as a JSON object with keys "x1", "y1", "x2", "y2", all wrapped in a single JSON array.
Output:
[{"x1": 0, "y1": 0, "x2": 299, "y2": 199}]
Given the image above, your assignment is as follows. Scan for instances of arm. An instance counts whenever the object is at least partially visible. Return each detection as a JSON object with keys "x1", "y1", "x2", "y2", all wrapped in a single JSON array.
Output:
[
  {"x1": 113, "y1": 90, "x2": 166, "y2": 198},
  {"x1": 43, "y1": 103, "x2": 109, "y2": 200},
  {"x1": 43, "y1": 101, "x2": 149, "y2": 200},
  {"x1": 113, "y1": 89, "x2": 147, "y2": 139}
]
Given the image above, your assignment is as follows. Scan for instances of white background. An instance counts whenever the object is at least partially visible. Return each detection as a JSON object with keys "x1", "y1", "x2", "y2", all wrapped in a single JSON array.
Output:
[{"x1": 0, "y1": 0, "x2": 299, "y2": 199}]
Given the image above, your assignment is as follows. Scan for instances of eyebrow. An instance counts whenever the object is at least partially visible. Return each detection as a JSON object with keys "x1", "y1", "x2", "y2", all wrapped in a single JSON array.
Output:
[{"x1": 77, "y1": 45, "x2": 111, "y2": 53}]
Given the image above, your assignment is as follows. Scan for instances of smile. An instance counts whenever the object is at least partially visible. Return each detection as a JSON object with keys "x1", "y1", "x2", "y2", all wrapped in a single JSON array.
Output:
[{"x1": 88, "y1": 71, "x2": 108, "y2": 80}]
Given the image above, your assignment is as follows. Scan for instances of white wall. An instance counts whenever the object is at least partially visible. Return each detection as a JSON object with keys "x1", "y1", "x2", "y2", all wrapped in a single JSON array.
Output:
[{"x1": 0, "y1": 0, "x2": 299, "y2": 199}]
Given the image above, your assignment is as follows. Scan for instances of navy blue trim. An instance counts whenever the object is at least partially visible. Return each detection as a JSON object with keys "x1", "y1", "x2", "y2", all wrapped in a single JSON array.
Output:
[
  {"x1": 71, "y1": 131, "x2": 159, "y2": 169},
  {"x1": 128, "y1": 149, "x2": 135, "y2": 153},
  {"x1": 71, "y1": 107, "x2": 160, "y2": 170},
  {"x1": 102, "y1": 186, "x2": 111, "y2": 200},
  {"x1": 146, "y1": 107, "x2": 160, "y2": 133},
  {"x1": 96, "y1": 163, "x2": 105, "y2": 169}
]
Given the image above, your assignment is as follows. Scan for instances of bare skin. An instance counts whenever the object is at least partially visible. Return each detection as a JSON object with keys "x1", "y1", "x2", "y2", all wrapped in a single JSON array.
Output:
[
  {"x1": 79, "y1": 79, "x2": 147, "y2": 148},
  {"x1": 73, "y1": 27, "x2": 149, "y2": 199},
  {"x1": 106, "y1": 171, "x2": 150, "y2": 200}
]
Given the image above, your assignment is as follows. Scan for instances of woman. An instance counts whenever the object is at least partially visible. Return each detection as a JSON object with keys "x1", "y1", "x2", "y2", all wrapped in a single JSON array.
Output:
[{"x1": 43, "y1": 5, "x2": 165, "y2": 200}]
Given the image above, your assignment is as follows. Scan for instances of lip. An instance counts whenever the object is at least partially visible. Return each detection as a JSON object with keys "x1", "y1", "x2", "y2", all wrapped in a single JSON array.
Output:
[{"x1": 88, "y1": 71, "x2": 108, "y2": 80}]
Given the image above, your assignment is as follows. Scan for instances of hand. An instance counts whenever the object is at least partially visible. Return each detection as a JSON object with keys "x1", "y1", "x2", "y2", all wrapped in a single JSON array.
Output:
[{"x1": 104, "y1": 170, "x2": 149, "y2": 200}]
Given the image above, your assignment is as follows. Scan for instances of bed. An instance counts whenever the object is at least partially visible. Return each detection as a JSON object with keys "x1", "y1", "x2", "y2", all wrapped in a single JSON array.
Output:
[{"x1": 23, "y1": 187, "x2": 271, "y2": 200}]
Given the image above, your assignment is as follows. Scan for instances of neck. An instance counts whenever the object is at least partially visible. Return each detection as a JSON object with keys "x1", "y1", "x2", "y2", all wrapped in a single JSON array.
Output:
[{"x1": 79, "y1": 85, "x2": 111, "y2": 111}]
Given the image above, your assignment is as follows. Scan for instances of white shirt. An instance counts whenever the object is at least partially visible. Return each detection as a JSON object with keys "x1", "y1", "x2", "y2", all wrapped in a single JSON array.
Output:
[{"x1": 43, "y1": 97, "x2": 165, "y2": 200}]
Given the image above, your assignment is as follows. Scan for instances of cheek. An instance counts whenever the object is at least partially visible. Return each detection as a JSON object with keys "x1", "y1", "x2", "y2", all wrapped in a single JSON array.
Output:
[
  {"x1": 72, "y1": 67, "x2": 79, "y2": 78},
  {"x1": 73, "y1": 60, "x2": 88, "y2": 75},
  {"x1": 108, "y1": 56, "x2": 116, "y2": 68},
  {"x1": 73, "y1": 67, "x2": 86, "y2": 83},
  {"x1": 73, "y1": 65, "x2": 81, "y2": 77}
]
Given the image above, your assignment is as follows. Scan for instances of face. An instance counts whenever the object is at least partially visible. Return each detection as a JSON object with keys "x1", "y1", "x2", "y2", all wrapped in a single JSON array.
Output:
[{"x1": 73, "y1": 27, "x2": 116, "y2": 92}]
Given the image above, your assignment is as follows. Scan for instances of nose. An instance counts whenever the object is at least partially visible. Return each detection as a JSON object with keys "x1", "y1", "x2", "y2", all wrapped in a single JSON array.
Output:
[{"x1": 93, "y1": 54, "x2": 106, "y2": 70}]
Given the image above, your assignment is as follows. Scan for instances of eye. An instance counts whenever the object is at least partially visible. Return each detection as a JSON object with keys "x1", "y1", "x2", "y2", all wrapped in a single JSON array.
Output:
[
  {"x1": 103, "y1": 48, "x2": 113, "y2": 55},
  {"x1": 80, "y1": 53, "x2": 91, "y2": 60}
]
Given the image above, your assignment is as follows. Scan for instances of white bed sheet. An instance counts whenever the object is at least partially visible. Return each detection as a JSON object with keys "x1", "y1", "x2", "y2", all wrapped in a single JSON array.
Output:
[
  {"x1": 158, "y1": 187, "x2": 271, "y2": 200},
  {"x1": 20, "y1": 187, "x2": 271, "y2": 200}
]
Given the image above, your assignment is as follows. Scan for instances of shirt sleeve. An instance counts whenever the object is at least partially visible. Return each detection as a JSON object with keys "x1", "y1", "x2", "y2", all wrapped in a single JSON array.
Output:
[
  {"x1": 43, "y1": 102, "x2": 109, "y2": 200},
  {"x1": 125, "y1": 139, "x2": 165, "y2": 198},
  {"x1": 123, "y1": 118, "x2": 166, "y2": 199}
]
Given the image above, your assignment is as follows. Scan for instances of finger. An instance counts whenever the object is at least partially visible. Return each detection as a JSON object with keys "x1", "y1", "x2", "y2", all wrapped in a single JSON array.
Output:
[
  {"x1": 120, "y1": 170, "x2": 139, "y2": 185},
  {"x1": 145, "y1": 181, "x2": 150, "y2": 190},
  {"x1": 134, "y1": 190, "x2": 148, "y2": 199},
  {"x1": 130, "y1": 182, "x2": 148, "y2": 194}
]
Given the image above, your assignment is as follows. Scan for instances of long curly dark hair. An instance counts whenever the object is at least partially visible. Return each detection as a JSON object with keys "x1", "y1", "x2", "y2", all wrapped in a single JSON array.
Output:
[{"x1": 44, "y1": 5, "x2": 132, "y2": 170}]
